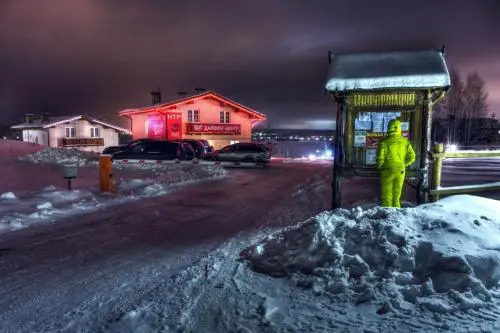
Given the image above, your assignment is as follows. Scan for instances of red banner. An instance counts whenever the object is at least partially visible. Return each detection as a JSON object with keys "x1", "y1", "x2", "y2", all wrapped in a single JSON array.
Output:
[
  {"x1": 147, "y1": 114, "x2": 166, "y2": 139},
  {"x1": 166, "y1": 112, "x2": 182, "y2": 140},
  {"x1": 185, "y1": 123, "x2": 241, "y2": 135}
]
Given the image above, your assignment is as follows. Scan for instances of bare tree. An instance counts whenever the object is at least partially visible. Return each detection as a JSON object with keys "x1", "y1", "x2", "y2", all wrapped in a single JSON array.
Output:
[
  {"x1": 463, "y1": 72, "x2": 488, "y2": 145},
  {"x1": 441, "y1": 68, "x2": 465, "y2": 143}
]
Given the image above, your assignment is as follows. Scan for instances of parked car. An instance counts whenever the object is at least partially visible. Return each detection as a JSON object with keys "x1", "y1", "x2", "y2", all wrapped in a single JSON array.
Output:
[
  {"x1": 205, "y1": 143, "x2": 271, "y2": 163},
  {"x1": 102, "y1": 138, "x2": 159, "y2": 155},
  {"x1": 198, "y1": 139, "x2": 214, "y2": 153},
  {"x1": 111, "y1": 140, "x2": 193, "y2": 160},
  {"x1": 179, "y1": 142, "x2": 196, "y2": 160},
  {"x1": 175, "y1": 139, "x2": 207, "y2": 159}
]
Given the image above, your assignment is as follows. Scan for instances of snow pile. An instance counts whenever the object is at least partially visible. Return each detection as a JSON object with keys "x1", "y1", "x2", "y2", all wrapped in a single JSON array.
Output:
[
  {"x1": 0, "y1": 164, "x2": 227, "y2": 233},
  {"x1": 241, "y1": 195, "x2": 500, "y2": 315},
  {"x1": 1, "y1": 192, "x2": 17, "y2": 200},
  {"x1": 116, "y1": 164, "x2": 227, "y2": 196},
  {"x1": 19, "y1": 148, "x2": 99, "y2": 166}
]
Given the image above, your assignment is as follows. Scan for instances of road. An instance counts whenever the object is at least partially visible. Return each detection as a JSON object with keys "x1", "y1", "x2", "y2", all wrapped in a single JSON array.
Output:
[
  {"x1": 0, "y1": 162, "x2": 332, "y2": 332},
  {"x1": 0, "y1": 157, "x2": 498, "y2": 331}
]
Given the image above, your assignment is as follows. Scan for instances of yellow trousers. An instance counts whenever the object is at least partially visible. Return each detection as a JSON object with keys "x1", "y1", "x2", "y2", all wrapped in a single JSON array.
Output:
[{"x1": 380, "y1": 168, "x2": 405, "y2": 208}]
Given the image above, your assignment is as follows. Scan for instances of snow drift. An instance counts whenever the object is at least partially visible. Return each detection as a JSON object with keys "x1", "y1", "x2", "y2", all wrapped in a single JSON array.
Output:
[
  {"x1": 19, "y1": 147, "x2": 99, "y2": 166},
  {"x1": 241, "y1": 195, "x2": 500, "y2": 314}
]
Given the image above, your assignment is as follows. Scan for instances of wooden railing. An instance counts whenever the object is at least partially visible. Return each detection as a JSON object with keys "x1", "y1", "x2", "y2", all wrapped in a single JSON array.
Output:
[
  {"x1": 430, "y1": 143, "x2": 500, "y2": 202},
  {"x1": 61, "y1": 138, "x2": 105, "y2": 147}
]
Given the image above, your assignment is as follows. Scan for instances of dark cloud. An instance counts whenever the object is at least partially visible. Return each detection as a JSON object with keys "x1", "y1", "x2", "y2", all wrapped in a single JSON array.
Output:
[{"x1": 0, "y1": 0, "x2": 499, "y2": 128}]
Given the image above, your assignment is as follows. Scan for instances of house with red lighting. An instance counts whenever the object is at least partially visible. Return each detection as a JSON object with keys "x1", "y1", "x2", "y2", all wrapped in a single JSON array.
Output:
[{"x1": 118, "y1": 91, "x2": 266, "y2": 150}]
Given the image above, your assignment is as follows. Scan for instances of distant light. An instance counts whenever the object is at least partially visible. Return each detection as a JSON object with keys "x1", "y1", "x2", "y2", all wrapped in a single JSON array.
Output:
[
  {"x1": 308, "y1": 153, "x2": 317, "y2": 161},
  {"x1": 446, "y1": 144, "x2": 458, "y2": 152},
  {"x1": 325, "y1": 149, "x2": 333, "y2": 157}
]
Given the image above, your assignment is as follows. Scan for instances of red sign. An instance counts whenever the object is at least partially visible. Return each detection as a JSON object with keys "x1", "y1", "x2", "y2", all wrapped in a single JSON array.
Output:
[
  {"x1": 186, "y1": 123, "x2": 241, "y2": 135},
  {"x1": 166, "y1": 112, "x2": 182, "y2": 140},
  {"x1": 147, "y1": 114, "x2": 166, "y2": 139}
]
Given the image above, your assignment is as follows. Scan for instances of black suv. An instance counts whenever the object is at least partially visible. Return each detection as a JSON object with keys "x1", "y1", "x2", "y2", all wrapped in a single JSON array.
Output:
[
  {"x1": 112, "y1": 140, "x2": 193, "y2": 160},
  {"x1": 102, "y1": 138, "x2": 159, "y2": 155}
]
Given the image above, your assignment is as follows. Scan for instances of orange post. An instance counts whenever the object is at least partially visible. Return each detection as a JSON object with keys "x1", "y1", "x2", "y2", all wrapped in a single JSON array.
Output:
[{"x1": 99, "y1": 155, "x2": 115, "y2": 193}]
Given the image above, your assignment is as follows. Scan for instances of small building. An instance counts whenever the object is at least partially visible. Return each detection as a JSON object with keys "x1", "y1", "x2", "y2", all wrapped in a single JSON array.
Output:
[
  {"x1": 11, "y1": 113, "x2": 131, "y2": 152},
  {"x1": 118, "y1": 91, "x2": 266, "y2": 150},
  {"x1": 325, "y1": 49, "x2": 451, "y2": 207}
]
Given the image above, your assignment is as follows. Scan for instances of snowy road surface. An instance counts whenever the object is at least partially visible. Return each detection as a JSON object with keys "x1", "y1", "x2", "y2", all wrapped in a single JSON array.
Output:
[
  {"x1": 0, "y1": 141, "x2": 499, "y2": 332},
  {"x1": 0, "y1": 162, "x2": 332, "y2": 332}
]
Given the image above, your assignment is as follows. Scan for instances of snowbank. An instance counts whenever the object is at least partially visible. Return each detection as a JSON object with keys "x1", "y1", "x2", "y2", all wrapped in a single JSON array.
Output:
[
  {"x1": 0, "y1": 164, "x2": 227, "y2": 233},
  {"x1": 19, "y1": 147, "x2": 99, "y2": 166},
  {"x1": 241, "y1": 195, "x2": 500, "y2": 314}
]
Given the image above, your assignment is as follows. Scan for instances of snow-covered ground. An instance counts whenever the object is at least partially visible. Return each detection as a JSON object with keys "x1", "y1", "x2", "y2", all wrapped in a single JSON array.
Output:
[
  {"x1": 0, "y1": 147, "x2": 227, "y2": 233},
  {"x1": 105, "y1": 195, "x2": 500, "y2": 332},
  {"x1": 1, "y1": 141, "x2": 499, "y2": 332}
]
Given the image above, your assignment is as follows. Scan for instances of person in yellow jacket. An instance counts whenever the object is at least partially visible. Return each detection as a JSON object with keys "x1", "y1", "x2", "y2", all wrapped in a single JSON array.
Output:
[{"x1": 376, "y1": 118, "x2": 416, "y2": 207}]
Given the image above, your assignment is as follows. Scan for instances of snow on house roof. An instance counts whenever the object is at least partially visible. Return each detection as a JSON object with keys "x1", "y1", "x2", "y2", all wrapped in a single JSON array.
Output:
[
  {"x1": 119, "y1": 91, "x2": 266, "y2": 120},
  {"x1": 325, "y1": 50, "x2": 451, "y2": 92},
  {"x1": 11, "y1": 115, "x2": 131, "y2": 134}
]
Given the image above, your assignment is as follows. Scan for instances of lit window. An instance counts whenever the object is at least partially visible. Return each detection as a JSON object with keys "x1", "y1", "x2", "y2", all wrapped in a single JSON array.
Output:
[
  {"x1": 220, "y1": 111, "x2": 225, "y2": 123},
  {"x1": 65, "y1": 127, "x2": 75, "y2": 138},
  {"x1": 90, "y1": 127, "x2": 100, "y2": 138},
  {"x1": 225, "y1": 111, "x2": 230, "y2": 123},
  {"x1": 193, "y1": 110, "x2": 199, "y2": 122},
  {"x1": 188, "y1": 110, "x2": 193, "y2": 123}
]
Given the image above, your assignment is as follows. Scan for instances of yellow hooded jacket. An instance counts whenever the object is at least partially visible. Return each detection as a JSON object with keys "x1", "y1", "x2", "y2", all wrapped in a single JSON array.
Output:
[
  {"x1": 376, "y1": 119, "x2": 415, "y2": 170},
  {"x1": 376, "y1": 119, "x2": 416, "y2": 207}
]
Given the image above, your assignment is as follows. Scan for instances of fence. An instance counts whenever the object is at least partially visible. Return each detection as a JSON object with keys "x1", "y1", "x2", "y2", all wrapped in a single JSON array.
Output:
[{"x1": 429, "y1": 143, "x2": 500, "y2": 202}]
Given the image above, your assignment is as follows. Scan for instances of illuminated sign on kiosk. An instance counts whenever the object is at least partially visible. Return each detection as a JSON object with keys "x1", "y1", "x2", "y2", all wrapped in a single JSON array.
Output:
[{"x1": 352, "y1": 93, "x2": 416, "y2": 108}]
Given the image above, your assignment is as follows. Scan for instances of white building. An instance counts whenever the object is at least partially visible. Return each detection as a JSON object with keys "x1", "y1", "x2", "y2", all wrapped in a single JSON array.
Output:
[{"x1": 11, "y1": 114, "x2": 130, "y2": 152}]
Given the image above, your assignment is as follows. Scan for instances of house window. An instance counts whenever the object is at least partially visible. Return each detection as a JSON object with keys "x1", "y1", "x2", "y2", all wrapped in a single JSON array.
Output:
[
  {"x1": 90, "y1": 127, "x2": 100, "y2": 138},
  {"x1": 225, "y1": 111, "x2": 230, "y2": 123},
  {"x1": 65, "y1": 127, "x2": 76, "y2": 138},
  {"x1": 220, "y1": 111, "x2": 225, "y2": 123},
  {"x1": 188, "y1": 110, "x2": 199, "y2": 123}
]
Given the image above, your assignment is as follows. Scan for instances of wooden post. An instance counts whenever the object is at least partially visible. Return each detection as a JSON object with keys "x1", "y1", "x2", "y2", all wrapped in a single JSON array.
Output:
[
  {"x1": 332, "y1": 96, "x2": 345, "y2": 209},
  {"x1": 99, "y1": 155, "x2": 115, "y2": 193},
  {"x1": 430, "y1": 143, "x2": 444, "y2": 202},
  {"x1": 417, "y1": 90, "x2": 433, "y2": 204}
]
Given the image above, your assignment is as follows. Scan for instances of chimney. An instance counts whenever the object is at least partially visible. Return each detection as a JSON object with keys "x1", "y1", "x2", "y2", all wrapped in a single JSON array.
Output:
[
  {"x1": 39, "y1": 112, "x2": 49, "y2": 122},
  {"x1": 151, "y1": 89, "x2": 162, "y2": 104},
  {"x1": 25, "y1": 113, "x2": 35, "y2": 123}
]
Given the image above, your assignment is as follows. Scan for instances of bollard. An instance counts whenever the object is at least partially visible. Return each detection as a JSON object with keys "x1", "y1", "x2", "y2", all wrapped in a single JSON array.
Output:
[
  {"x1": 430, "y1": 143, "x2": 444, "y2": 202},
  {"x1": 99, "y1": 155, "x2": 115, "y2": 193}
]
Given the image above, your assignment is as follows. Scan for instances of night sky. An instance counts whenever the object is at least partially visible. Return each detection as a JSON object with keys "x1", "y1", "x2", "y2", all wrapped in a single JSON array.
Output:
[{"x1": 0, "y1": 0, "x2": 499, "y2": 129}]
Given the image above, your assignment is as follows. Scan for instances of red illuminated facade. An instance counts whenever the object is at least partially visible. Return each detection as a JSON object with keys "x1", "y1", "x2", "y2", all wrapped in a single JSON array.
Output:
[{"x1": 119, "y1": 91, "x2": 266, "y2": 149}]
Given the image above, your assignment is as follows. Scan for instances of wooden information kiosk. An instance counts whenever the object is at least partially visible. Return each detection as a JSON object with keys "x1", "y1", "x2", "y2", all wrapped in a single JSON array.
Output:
[{"x1": 325, "y1": 49, "x2": 451, "y2": 208}]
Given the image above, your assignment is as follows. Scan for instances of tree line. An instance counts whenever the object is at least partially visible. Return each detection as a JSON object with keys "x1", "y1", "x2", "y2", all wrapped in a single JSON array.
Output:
[{"x1": 433, "y1": 69, "x2": 496, "y2": 146}]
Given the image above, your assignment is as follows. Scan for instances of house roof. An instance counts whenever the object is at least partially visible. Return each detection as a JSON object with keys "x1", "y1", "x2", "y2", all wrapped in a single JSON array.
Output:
[
  {"x1": 118, "y1": 91, "x2": 266, "y2": 120},
  {"x1": 11, "y1": 115, "x2": 131, "y2": 134},
  {"x1": 325, "y1": 50, "x2": 451, "y2": 92}
]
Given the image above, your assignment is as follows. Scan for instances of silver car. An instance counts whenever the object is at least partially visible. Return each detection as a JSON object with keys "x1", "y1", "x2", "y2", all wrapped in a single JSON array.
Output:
[{"x1": 212, "y1": 143, "x2": 271, "y2": 163}]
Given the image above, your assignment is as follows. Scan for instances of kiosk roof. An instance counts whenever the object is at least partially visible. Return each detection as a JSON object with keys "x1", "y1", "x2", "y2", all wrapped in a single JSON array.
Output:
[{"x1": 326, "y1": 50, "x2": 450, "y2": 92}]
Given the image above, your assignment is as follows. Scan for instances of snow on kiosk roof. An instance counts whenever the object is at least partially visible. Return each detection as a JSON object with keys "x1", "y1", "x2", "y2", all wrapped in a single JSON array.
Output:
[{"x1": 325, "y1": 50, "x2": 451, "y2": 92}]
